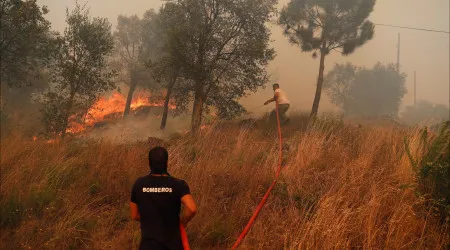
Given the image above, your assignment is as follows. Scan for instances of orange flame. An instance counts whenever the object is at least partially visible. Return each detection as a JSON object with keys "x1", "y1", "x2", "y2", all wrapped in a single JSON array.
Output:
[
  {"x1": 30, "y1": 136, "x2": 56, "y2": 143},
  {"x1": 66, "y1": 90, "x2": 176, "y2": 134}
]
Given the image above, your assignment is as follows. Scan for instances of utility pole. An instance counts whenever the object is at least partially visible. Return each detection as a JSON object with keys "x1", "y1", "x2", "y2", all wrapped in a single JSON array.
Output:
[
  {"x1": 396, "y1": 33, "x2": 400, "y2": 72},
  {"x1": 414, "y1": 71, "x2": 417, "y2": 106}
]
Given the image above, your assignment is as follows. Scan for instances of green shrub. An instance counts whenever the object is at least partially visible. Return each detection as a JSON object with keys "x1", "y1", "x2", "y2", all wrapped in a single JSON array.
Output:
[
  {"x1": 27, "y1": 188, "x2": 57, "y2": 217},
  {"x1": 0, "y1": 187, "x2": 58, "y2": 229},
  {"x1": 0, "y1": 192, "x2": 23, "y2": 228},
  {"x1": 405, "y1": 121, "x2": 450, "y2": 222}
]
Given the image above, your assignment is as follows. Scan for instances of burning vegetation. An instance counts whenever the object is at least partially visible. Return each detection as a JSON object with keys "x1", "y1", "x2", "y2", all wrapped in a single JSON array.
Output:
[{"x1": 65, "y1": 90, "x2": 176, "y2": 134}]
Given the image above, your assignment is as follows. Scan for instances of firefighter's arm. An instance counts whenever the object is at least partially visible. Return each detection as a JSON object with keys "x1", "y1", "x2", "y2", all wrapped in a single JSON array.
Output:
[
  {"x1": 130, "y1": 202, "x2": 140, "y2": 221},
  {"x1": 180, "y1": 194, "x2": 197, "y2": 227},
  {"x1": 264, "y1": 92, "x2": 279, "y2": 105}
]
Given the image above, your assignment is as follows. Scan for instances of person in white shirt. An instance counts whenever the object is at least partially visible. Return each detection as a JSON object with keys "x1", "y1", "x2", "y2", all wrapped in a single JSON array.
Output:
[{"x1": 264, "y1": 83, "x2": 290, "y2": 125}]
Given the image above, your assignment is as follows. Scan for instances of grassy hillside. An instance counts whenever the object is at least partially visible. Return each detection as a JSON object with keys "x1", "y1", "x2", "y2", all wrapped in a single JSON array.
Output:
[{"x1": 1, "y1": 117, "x2": 448, "y2": 249}]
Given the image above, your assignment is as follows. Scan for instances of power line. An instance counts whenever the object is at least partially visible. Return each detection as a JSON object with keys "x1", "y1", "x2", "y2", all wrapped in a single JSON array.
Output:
[{"x1": 373, "y1": 23, "x2": 450, "y2": 34}]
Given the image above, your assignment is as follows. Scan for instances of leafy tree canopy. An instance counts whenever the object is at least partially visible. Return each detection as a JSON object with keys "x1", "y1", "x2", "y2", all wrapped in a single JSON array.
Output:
[
  {"x1": 159, "y1": 0, "x2": 276, "y2": 130},
  {"x1": 0, "y1": 0, "x2": 56, "y2": 87},
  {"x1": 324, "y1": 62, "x2": 407, "y2": 117},
  {"x1": 279, "y1": 0, "x2": 376, "y2": 56},
  {"x1": 41, "y1": 3, "x2": 116, "y2": 135}
]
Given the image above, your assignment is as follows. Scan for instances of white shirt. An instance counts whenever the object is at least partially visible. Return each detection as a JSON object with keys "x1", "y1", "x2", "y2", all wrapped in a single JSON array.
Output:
[{"x1": 275, "y1": 89, "x2": 290, "y2": 104}]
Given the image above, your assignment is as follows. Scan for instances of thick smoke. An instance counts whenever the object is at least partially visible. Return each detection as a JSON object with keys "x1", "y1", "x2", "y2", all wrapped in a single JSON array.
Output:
[{"x1": 85, "y1": 112, "x2": 191, "y2": 142}]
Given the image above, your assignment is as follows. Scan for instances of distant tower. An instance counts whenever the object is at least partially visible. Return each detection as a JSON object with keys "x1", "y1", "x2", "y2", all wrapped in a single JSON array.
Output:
[
  {"x1": 396, "y1": 33, "x2": 400, "y2": 72},
  {"x1": 414, "y1": 71, "x2": 417, "y2": 106}
]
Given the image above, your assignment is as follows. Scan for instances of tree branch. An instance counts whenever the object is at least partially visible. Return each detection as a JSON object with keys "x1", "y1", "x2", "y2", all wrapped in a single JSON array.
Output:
[
  {"x1": 205, "y1": 51, "x2": 240, "y2": 100},
  {"x1": 314, "y1": 5, "x2": 324, "y2": 26},
  {"x1": 331, "y1": 47, "x2": 343, "y2": 53},
  {"x1": 208, "y1": 20, "x2": 245, "y2": 72},
  {"x1": 304, "y1": 6, "x2": 323, "y2": 28}
]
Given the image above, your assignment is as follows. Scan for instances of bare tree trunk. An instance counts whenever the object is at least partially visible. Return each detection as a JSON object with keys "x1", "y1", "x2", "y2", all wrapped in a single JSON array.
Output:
[
  {"x1": 62, "y1": 91, "x2": 76, "y2": 138},
  {"x1": 160, "y1": 75, "x2": 176, "y2": 130},
  {"x1": 123, "y1": 74, "x2": 137, "y2": 117},
  {"x1": 191, "y1": 82, "x2": 204, "y2": 133},
  {"x1": 310, "y1": 46, "x2": 327, "y2": 118}
]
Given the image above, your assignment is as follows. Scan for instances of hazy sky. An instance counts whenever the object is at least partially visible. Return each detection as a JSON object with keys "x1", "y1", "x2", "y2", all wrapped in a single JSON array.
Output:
[{"x1": 38, "y1": 0, "x2": 449, "y2": 114}]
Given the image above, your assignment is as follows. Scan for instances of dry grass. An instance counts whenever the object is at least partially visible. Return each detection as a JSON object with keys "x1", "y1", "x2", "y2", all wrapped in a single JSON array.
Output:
[{"x1": 1, "y1": 119, "x2": 448, "y2": 249}]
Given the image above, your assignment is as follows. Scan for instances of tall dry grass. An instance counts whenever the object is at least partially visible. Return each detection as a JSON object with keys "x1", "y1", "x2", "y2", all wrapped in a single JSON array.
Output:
[{"x1": 0, "y1": 119, "x2": 448, "y2": 249}]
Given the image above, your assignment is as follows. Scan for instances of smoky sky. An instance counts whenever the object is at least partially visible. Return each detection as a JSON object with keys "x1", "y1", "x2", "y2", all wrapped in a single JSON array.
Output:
[{"x1": 38, "y1": 0, "x2": 450, "y2": 114}]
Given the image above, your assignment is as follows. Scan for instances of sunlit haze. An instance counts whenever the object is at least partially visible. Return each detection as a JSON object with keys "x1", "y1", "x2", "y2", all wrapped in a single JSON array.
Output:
[{"x1": 38, "y1": 0, "x2": 450, "y2": 114}]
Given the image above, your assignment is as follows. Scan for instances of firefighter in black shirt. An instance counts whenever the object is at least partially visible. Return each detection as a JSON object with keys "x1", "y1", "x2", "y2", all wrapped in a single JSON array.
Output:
[{"x1": 130, "y1": 147, "x2": 197, "y2": 250}]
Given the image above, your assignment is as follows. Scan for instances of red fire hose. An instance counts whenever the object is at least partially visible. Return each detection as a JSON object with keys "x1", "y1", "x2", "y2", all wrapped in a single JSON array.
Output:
[
  {"x1": 181, "y1": 101, "x2": 283, "y2": 250},
  {"x1": 180, "y1": 224, "x2": 190, "y2": 250},
  {"x1": 231, "y1": 100, "x2": 283, "y2": 249}
]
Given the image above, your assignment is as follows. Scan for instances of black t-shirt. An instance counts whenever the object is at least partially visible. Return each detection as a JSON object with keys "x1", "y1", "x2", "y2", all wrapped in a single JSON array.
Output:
[{"x1": 131, "y1": 175, "x2": 190, "y2": 250}]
